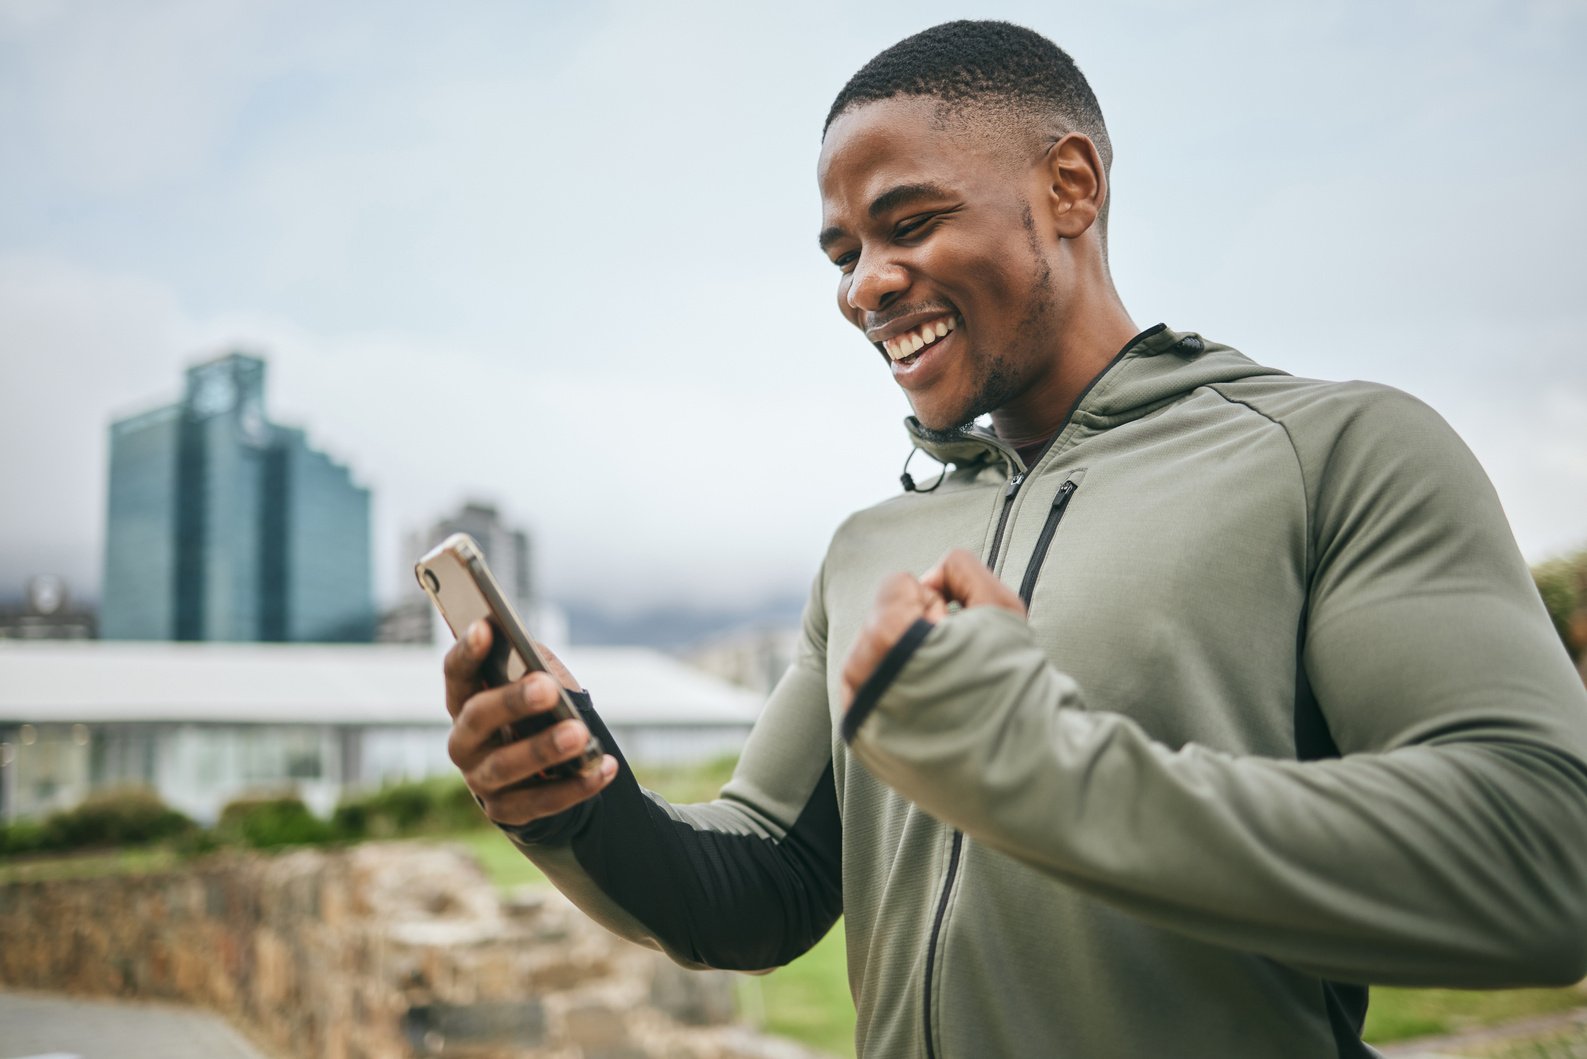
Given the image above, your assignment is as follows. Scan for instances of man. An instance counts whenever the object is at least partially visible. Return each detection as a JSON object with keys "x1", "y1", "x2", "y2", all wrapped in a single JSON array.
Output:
[{"x1": 443, "y1": 21, "x2": 1587, "y2": 1058}]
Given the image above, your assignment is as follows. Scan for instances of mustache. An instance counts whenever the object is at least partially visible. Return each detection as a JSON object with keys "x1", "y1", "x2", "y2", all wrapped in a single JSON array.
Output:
[{"x1": 866, "y1": 302, "x2": 958, "y2": 333}]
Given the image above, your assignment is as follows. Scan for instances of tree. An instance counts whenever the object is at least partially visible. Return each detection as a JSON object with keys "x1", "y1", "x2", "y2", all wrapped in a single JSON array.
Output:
[{"x1": 1533, "y1": 545, "x2": 1587, "y2": 665}]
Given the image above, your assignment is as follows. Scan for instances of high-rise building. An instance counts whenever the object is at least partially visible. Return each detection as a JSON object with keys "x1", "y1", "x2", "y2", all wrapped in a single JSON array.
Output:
[
  {"x1": 382, "y1": 501, "x2": 557, "y2": 645},
  {"x1": 101, "y1": 352, "x2": 374, "y2": 642},
  {"x1": 0, "y1": 577, "x2": 97, "y2": 640}
]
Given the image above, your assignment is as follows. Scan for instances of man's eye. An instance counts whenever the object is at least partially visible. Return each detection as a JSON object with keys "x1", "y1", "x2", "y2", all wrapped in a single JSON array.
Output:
[
  {"x1": 833, "y1": 251, "x2": 858, "y2": 273},
  {"x1": 895, "y1": 215, "x2": 934, "y2": 239}
]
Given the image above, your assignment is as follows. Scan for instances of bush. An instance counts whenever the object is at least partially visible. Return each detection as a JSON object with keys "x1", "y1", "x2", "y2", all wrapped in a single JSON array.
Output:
[
  {"x1": 217, "y1": 794, "x2": 335, "y2": 849},
  {"x1": 0, "y1": 819, "x2": 47, "y2": 858},
  {"x1": 330, "y1": 799, "x2": 370, "y2": 839},
  {"x1": 28, "y1": 788, "x2": 196, "y2": 853},
  {"x1": 332, "y1": 776, "x2": 484, "y2": 840},
  {"x1": 1533, "y1": 547, "x2": 1587, "y2": 663}
]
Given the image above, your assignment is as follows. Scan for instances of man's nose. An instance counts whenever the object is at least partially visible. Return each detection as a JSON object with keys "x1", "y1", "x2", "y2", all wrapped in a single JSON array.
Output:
[{"x1": 846, "y1": 253, "x2": 908, "y2": 313}]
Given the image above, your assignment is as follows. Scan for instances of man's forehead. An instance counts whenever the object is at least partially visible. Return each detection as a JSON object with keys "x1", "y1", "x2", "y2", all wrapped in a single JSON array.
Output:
[
  {"x1": 820, "y1": 100, "x2": 971, "y2": 196},
  {"x1": 818, "y1": 97, "x2": 1022, "y2": 221},
  {"x1": 820, "y1": 97, "x2": 950, "y2": 168}
]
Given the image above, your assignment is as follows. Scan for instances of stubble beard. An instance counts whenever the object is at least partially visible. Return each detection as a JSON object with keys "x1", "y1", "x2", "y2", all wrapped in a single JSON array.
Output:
[{"x1": 913, "y1": 224, "x2": 1056, "y2": 443}]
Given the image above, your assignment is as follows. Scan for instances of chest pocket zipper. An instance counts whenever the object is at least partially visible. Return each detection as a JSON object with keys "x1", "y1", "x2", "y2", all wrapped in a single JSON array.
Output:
[{"x1": 1016, "y1": 472, "x2": 1084, "y2": 607}]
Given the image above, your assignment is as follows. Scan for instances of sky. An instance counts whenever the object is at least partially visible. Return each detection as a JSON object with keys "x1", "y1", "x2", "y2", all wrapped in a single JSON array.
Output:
[{"x1": 1, "y1": 0, "x2": 1584, "y2": 614}]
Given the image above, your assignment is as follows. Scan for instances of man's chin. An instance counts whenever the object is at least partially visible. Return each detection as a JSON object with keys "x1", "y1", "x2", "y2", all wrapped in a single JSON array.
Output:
[{"x1": 911, "y1": 416, "x2": 974, "y2": 444}]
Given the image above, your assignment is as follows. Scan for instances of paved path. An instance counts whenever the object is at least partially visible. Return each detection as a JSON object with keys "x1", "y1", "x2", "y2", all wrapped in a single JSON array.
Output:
[{"x1": 0, "y1": 991, "x2": 274, "y2": 1059}]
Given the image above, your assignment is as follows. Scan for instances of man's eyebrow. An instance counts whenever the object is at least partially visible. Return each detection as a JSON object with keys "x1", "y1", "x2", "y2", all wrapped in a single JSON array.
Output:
[
  {"x1": 818, "y1": 183, "x2": 954, "y2": 255},
  {"x1": 868, "y1": 182, "x2": 952, "y2": 219}
]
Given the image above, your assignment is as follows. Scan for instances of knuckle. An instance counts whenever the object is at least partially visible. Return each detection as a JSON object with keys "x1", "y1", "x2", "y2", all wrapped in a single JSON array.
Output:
[
  {"x1": 457, "y1": 691, "x2": 484, "y2": 729},
  {"x1": 478, "y1": 794, "x2": 510, "y2": 824},
  {"x1": 521, "y1": 673, "x2": 558, "y2": 711},
  {"x1": 521, "y1": 732, "x2": 561, "y2": 774}
]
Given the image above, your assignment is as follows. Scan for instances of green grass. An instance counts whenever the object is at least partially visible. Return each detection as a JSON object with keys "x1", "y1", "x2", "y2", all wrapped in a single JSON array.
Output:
[
  {"x1": 1364, "y1": 986, "x2": 1587, "y2": 1044},
  {"x1": 755, "y1": 924, "x2": 856, "y2": 1057},
  {"x1": 0, "y1": 844, "x2": 182, "y2": 883},
  {"x1": 442, "y1": 827, "x2": 546, "y2": 890},
  {"x1": 629, "y1": 753, "x2": 740, "y2": 805}
]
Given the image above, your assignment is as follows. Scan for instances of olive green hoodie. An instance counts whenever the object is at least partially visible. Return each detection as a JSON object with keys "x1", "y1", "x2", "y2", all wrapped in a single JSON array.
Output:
[{"x1": 505, "y1": 325, "x2": 1587, "y2": 1058}]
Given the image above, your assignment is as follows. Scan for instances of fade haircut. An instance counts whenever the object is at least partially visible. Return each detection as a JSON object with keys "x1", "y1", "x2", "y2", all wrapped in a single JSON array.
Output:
[{"x1": 824, "y1": 21, "x2": 1114, "y2": 235}]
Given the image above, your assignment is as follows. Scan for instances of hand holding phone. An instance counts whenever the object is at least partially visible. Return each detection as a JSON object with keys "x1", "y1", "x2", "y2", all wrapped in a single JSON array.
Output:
[{"x1": 419, "y1": 534, "x2": 616, "y2": 824}]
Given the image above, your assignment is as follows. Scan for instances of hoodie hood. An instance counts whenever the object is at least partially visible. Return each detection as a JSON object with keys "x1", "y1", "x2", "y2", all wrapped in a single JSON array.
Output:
[{"x1": 903, "y1": 325, "x2": 1288, "y2": 469}]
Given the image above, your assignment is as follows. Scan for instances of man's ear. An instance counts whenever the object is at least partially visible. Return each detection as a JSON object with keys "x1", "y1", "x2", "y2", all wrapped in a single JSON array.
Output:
[{"x1": 1042, "y1": 133, "x2": 1106, "y2": 240}]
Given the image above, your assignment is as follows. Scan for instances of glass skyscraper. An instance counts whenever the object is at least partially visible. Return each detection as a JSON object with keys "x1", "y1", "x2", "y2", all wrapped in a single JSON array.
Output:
[{"x1": 102, "y1": 352, "x2": 374, "y2": 642}]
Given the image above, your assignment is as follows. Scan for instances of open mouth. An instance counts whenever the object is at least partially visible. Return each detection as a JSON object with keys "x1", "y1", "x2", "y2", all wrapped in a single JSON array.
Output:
[{"x1": 881, "y1": 314, "x2": 958, "y2": 366}]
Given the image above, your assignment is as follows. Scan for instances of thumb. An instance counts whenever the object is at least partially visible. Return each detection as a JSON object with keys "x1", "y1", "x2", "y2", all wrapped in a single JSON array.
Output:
[{"x1": 922, "y1": 548, "x2": 1026, "y2": 615}]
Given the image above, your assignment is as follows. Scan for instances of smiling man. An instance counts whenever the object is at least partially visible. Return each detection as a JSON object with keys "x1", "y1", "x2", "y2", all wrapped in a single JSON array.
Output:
[{"x1": 442, "y1": 21, "x2": 1587, "y2": 1058}]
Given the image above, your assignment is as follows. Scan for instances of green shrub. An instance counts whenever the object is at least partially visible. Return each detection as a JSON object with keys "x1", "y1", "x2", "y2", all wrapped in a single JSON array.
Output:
[
  {"x1": 369, "y1": 781, "x2": 432, "y2": 829},
  {"x1": 0, "y1": 819, "x2": 47, "y2": 858},
  {"x1": 332, "y1": 776, "x2": 484, "y2": 839},
  {"x1": 31, "y1": 789, "x2": 196, "y2": 852},
  {"x1": 435, "y1": 778, "x2": 487, "y2": 830},
  {"x1": 174, "y1": 827, "x2": 223, "y2": 857},
  {"x1": 330, "y1": 800, "x2": 370, "y2": 839},
  {"x1": 1533, "y1": 547, "x2": 1587, "y2": 662},
  {"x1": 217, "y1": 794, "x2": 334, "y2": 849}
]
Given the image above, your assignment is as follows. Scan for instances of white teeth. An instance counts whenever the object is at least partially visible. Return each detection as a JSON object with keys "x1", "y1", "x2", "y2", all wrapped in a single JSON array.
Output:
[{"x1": 883, "y1": 315, "x2": 957, "y2": 362}]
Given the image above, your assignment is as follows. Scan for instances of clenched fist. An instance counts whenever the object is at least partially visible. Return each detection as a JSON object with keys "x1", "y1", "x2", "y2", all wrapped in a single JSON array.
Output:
[{"x1": 840, "y1": 548, "x2": 1026, "y2": 710}]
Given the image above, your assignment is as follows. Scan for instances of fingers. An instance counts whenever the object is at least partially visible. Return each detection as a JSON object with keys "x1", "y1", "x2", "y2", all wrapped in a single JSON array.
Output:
[
  {"x1": 443, "y1": 619, "x2": 492, "y2": 719},
  {"x1": 841, "y1": 572, "x2": 940, "y2": 710},
  {"x1": 443, "y1": 621, "x2": 609, "y2": 827},
  {"x1": 450, "y1": 671, "x2": 569, "y2": 758},
  {"x1": 477, "y1": 755, "x2": 620, "y2": 826},
  {"x1": 921, "y1": 548, "x2": 1027, "y2": 616},
  {"x1": 448, "y1": 667, "x2": 618, "y2": 825},
  {"x1": 838, "y1": 551, "x2": 1028, "y2": 711}
]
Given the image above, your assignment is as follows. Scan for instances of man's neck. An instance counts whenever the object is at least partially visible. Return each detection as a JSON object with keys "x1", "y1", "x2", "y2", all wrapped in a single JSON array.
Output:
[
  {"x1": 989, "y1": 309, "x2": 1142, "y2": 460},
  {"x1": 1013, "y1": 437, "x2": 1051, "y2": 468}
]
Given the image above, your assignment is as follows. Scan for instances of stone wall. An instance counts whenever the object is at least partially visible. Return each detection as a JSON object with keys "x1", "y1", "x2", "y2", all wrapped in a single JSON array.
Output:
[{"x1": 0, "y1": 843, "x2": 830, "y2": 1059}]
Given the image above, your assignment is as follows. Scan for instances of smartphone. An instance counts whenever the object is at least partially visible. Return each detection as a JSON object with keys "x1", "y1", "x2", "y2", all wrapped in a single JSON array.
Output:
[{"x1": 415, "y1": 532, "x2": 604, "y2": 782}]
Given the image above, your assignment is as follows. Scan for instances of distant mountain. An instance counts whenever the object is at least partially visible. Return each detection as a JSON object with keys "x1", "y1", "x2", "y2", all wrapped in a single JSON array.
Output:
[{"x1": 560, "y1": 595, "x2": 806, "y2": 652}]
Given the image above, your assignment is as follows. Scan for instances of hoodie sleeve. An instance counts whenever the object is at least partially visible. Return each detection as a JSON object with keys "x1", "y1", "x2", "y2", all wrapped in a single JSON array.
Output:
[
  {"x1": 495, "y1": 567, "x2": 842, "y2": 973},
  {"x1": 844, "y1": 390, "x2": 1587, "y2": 988}
]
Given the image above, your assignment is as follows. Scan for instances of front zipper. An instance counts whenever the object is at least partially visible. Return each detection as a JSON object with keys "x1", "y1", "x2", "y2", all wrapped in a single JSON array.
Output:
[
  {"x1": 922, "y1": 470, "x2": 1082, "y2": 1057},
  {"x1": 1016, "y1": 478, "x2": 1079, "y2": 606},
  {"x1": 911, "y1": 338, "x2": 1128, "y2": 1055},
  {"x1": 923, "y1": 465, "x2": 1026, "y2": 1059},
  {"x1": 921, "y1": 829, "x2": 962, "y2": 1059}
]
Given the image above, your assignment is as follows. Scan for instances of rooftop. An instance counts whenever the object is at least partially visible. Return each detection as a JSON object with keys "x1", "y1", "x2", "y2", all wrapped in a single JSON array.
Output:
[{"x1": 0, "y1": 641, "x2": 764, "y2": 728}]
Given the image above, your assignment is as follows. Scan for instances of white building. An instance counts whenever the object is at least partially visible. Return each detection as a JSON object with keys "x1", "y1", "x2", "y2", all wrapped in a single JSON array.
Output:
[{"x1": 0, "y1": 640, "x2": 763, "y2": 824}]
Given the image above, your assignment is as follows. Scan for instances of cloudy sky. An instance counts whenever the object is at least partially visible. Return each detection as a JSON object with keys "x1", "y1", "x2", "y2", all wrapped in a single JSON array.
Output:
[{"x1": 1, "y1": 0, "x2": 1583, "y2": 614}]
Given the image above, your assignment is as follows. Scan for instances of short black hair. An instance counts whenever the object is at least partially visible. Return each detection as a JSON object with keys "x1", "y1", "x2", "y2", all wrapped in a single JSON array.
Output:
[{"x1": 823, "y1": 20, "x2": 1112, "y2": 178}]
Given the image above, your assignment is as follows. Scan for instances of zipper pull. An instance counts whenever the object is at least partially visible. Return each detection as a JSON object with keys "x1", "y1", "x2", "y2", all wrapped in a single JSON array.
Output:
[
  {"x1": 1052, "y1": 480, "x2": 1076, "y2": 508},
  {"x1": 1005, "y1": 472, "x2": 1025, "y2": 498}
]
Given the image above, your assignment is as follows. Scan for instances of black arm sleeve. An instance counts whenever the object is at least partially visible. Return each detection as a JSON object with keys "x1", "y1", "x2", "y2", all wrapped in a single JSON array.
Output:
[{"x1": 499, "y1": 691, "x2": 843, "y2": 971}]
